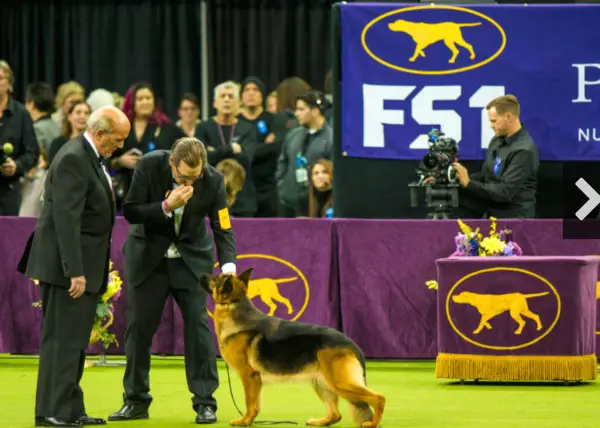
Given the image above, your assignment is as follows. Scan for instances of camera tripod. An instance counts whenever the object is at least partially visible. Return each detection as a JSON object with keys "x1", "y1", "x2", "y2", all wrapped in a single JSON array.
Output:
[{"x1": 409, "y1": 183, "x2": 460, "y2": 219}]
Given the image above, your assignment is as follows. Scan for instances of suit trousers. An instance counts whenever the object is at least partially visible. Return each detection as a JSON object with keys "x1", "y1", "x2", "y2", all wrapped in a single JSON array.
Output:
[
  {"x1": 35, "y1": 283, "x2": 98, "y2": 419},
  {"x1": 122, "y1": 257, "x2": 219, "y2": 411}
]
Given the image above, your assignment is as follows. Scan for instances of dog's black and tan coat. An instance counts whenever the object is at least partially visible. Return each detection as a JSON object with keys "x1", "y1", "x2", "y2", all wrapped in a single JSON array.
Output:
[{"x1": 200, "y1": 269, "x2": 386, "y2": 427}]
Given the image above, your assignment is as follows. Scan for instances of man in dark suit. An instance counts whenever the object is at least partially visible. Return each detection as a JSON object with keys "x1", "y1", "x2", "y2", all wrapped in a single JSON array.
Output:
[
  {"x1": 22, "y1": 106, "x2": 130, "y2": 427},
  {"x1": 108, "y1": 137, "x2": 237, "y2": 425}
]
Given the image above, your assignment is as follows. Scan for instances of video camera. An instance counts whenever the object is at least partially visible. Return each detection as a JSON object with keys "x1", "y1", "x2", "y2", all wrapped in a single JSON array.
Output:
[
  {"x1": 409, "y1": 129, "x2": 460, "y2": 219},
  {"x1": 415, "y1": 129, "x2": 459, "y2": 185}
]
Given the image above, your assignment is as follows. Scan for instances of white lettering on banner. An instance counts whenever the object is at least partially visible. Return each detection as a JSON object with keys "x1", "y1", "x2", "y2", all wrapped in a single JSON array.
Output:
[
  {"x1": 363, "y1": 84, "x2": 415, "y2": 147},
  {"x1": 572, "y1": 64, "x2": 600, "y2": 103},
  {"x1": 363, "y1": 84, "x2": 506, "y2": 151},
  {"x1": 469, "y1": 86, "x2": 506, "y2": 149},
  {"x1": 409, "y1": 86, "x2": 461, "y2": 150},
  {"x1": 579, "y1": 128, "x2": 600, "y2": 142}
]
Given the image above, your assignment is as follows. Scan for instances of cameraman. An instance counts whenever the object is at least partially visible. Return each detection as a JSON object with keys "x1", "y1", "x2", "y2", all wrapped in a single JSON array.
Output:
[{"x1": 451, "y1": 95, "x2": 539, "y2": 219}]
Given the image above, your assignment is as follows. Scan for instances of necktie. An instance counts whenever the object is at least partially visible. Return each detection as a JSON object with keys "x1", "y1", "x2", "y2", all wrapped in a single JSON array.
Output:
[{"x1": 98, "y1": 157, "x2": 113, "y2": 190}]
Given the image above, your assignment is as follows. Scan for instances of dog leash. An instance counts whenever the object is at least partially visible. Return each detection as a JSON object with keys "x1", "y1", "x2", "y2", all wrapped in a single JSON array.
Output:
[{"x1": 225, "y1": 362, "x2": 298, "y2": 425}]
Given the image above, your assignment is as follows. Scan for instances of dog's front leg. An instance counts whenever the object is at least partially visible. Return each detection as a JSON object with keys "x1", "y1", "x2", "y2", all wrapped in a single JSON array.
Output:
[
  {"x1": 230, "y1": 371, "x2": 262, "y2": 426},
  {"x1": 473, "y1": 315, "x2": 492, "y2": 334}
]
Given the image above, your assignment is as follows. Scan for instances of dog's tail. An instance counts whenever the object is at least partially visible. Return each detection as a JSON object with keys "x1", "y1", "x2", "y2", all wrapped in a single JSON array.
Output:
[
  {"x1": 523, "y1": 292, "x2": 550, "y2": 298},
  {"x1": 273, "y1": 277, "x2": 298, "y2": 284},
  {"x1": 458, "y1": 22, "x2": 482, "y2": 27}
]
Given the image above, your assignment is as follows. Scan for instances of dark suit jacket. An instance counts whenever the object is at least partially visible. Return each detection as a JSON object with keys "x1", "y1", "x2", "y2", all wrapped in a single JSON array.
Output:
[
  {"x1": 109, "y1": 122, "x2": 186, "y2": 209},
  {"x1": 122, "y1": 150, "x2": 237, "y2": 287},
  {"x1": 195, "y1": 118, "x2": 258, "y2": 216},
  {"x1": 23, "y1": 135, "x2": 115, "y2": 294}
]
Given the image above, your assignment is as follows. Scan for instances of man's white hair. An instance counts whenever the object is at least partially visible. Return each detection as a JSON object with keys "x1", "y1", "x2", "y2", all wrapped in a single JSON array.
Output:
[
  {"x1": 87, "y1": 107, "x2": 114, "y2": 133},
  {"x1": 213, "y1": 81, "x2": 240, "y2": 101}
]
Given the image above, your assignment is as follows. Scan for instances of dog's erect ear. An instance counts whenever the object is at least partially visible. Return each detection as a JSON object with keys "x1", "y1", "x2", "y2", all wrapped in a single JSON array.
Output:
[
  {"x1": 222, "y1": 275, "x2": 233, "y2": 294},
  {"x1": 238, "y1": 268, "x2": 254, "y2": 286},
  {"x1": 199, "y1": 274, "x2": 214, "y2": 293}
]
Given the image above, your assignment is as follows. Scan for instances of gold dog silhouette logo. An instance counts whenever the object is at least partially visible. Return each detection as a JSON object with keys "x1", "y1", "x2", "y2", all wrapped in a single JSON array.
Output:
[
  {"x1": 451, "y1": 291, "x2": 548, "y2": 335},
  {"x1": 208, "y1": 254, "x2": 310, "y2": 321},
  {"x1": 446, "y1": 267, "x2": 561, "y2": 350},
  {"x1": 387, "y1": 20, "x2": 480, "y2": 64},
  {"x1": 361, "y1": 5, "x2": 506, "y2": 75}
]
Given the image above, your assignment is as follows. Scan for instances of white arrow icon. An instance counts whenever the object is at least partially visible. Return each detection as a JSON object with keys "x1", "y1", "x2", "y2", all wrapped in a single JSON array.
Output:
[{"x1": 575, "y1": 178, "x2": 600, "y2": 220}]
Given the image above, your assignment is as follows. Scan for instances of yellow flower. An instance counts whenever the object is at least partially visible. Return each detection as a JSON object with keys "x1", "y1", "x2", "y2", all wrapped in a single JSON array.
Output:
[
  {"x1": 100, "y1": 260, "x2": 122, "y2": 303},
  {"x1": 480, "y1": 237, "x2": 506, "y2": 256},
  {"x1": 425, "y1": 280, "x2": 439, "y2": 290},
  {"x1": 489, "y1": 217, "x2": 498, "y2": 239},
  {"x1": 457, "y1": 219, "x2": 472, "y2": 237}
]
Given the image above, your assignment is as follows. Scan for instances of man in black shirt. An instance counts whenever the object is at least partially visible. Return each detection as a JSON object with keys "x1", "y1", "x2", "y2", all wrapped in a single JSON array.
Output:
[
  {"x1": 452, "y1": 94, "x2": 539, "y2": 219},
  {"x1": 0, "y1": 60, "x2": 40, "y2": 216},
  {"x1": 196, "y1": 81, "x2": 257, "y2": 217},
  {"x1": 238, "y1": 76, "x2": 285, "y2": 217}
]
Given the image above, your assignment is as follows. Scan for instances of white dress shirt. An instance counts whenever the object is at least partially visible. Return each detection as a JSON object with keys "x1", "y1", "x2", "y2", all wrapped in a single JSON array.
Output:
[
  {"x1": 83, "y1": 132, "x2": 112, "y2": 191},
  {"x1": 162, "y1": 181, "x2": 235, "y2": 274}
]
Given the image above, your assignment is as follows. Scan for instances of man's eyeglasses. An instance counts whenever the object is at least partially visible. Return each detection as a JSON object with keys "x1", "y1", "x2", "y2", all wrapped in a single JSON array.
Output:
[{"x1": 175, "y1": 165, "x2": 202, "y2": 182}]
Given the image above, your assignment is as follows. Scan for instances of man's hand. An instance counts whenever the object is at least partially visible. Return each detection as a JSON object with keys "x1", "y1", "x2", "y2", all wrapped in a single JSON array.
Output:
[
  {"x1": 166, "y1": 185, "x2": 194, "y2": 210},
  {"x1": 265, "y1": 133, "x2": 276, "y2": 144},
  {"x1": 69, "y1": 276, "x2": 86, "y2": 299},
  {"x1": 452, "y1": 162, "x2": 470, "y2": 187},
  {"x1": 1, "y1": 158, "x2": 17, "y2": 177},
  {"x1": 232, "y1": 142, "x2": 242, "y2": 154},
  {"x1": 119, "y1": 152, "x2": 140, "y2": 169},
  {"x1": 422, "y1": 176, "x2": 436, "y2": 185}
]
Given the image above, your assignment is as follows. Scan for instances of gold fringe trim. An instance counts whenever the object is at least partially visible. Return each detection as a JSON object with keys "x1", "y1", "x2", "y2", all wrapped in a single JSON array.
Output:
[{"x1": 435, "y1": 353, "x2": 597, "y2": 381}]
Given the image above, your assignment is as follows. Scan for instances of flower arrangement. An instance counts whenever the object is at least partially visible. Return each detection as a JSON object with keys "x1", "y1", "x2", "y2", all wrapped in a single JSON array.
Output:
[
  {"x1": 32, "y1": 260, "x2": 123, "y2": 350},
  {"x1": 451, "y1": 217, "x2": 523, "y2": 257},
  {"x1": 89, "y1": 260, "x2": 123, "y2": 349},
  {"x1": 425, "y1": 217, "x2": 522, "y2": 291}
]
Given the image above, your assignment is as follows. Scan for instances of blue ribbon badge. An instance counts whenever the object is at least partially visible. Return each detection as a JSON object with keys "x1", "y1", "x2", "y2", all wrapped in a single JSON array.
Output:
[
  {"x1": 257, "y1": 120, "x2": 267, "y2": 135},
  {"x1": 147, "y1": 141, "x2": 156, "y2": 152},
  {"x1": 493, "y1": 157, "x2": 502, "y2": 176}
]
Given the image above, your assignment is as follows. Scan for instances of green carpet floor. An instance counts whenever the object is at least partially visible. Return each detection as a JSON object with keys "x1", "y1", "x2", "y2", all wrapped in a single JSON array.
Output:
[{"x1": 0, "y1": 356, "x2": 597, "y2": 427}]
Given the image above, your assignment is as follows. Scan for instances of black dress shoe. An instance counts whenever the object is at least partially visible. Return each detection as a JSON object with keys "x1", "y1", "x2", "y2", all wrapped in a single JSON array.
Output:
[
  {"x1": 35, "y1": 417, "x2": 82, "y2": 427},
  {"x1": 195, "y1": 406, "x2": 217, "y2": 424},
  {"x1": 107, "y1": 404, "x2": 149, "y2": 421},
  {"x1": 76, "y1": 415, "x2": 106, "y2": 425}
]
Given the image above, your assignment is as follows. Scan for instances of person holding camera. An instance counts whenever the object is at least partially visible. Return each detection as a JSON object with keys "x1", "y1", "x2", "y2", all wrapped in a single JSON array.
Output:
[{"x1": 431, "y1": 95, "x2": 539, "y2": 219}]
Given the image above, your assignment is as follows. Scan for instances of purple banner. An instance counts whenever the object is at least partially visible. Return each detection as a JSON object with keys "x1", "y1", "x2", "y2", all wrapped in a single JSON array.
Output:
[
  {"x1": 436, "y1": 256, "x2": 597, "y2": 356},
  {"x1": 340, "y1": 3, "x2": 600, "y2": 161},
  {"x1": 2, "y1": 217, "x2": 600, "y2": 359}
]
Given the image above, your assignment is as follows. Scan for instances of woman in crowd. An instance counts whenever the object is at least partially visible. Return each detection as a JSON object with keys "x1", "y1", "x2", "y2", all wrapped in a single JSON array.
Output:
[
  {"x1": 48, "y1": 100, "x2": 92, "y2": 165},
  {"x1": 266, "y1": 91, "x2": 279, "y2": 114},
  {"x1": 308, "y1": 159, "x2": 333, "y2": 218},
  {"x1": 51, "y1": 81, "x2": 85, "y2": 126},
  {"x1": 176, "y1": 93, "x2": 201, "y2": 137},
  {"x1": 109, "y1": 82, "x2": 185, "y2": 207}
]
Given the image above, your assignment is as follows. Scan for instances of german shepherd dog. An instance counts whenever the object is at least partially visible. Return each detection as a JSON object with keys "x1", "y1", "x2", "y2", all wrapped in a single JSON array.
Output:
[{"x1": 200, "y1": 269, "x2": 386, "y2": 427}]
